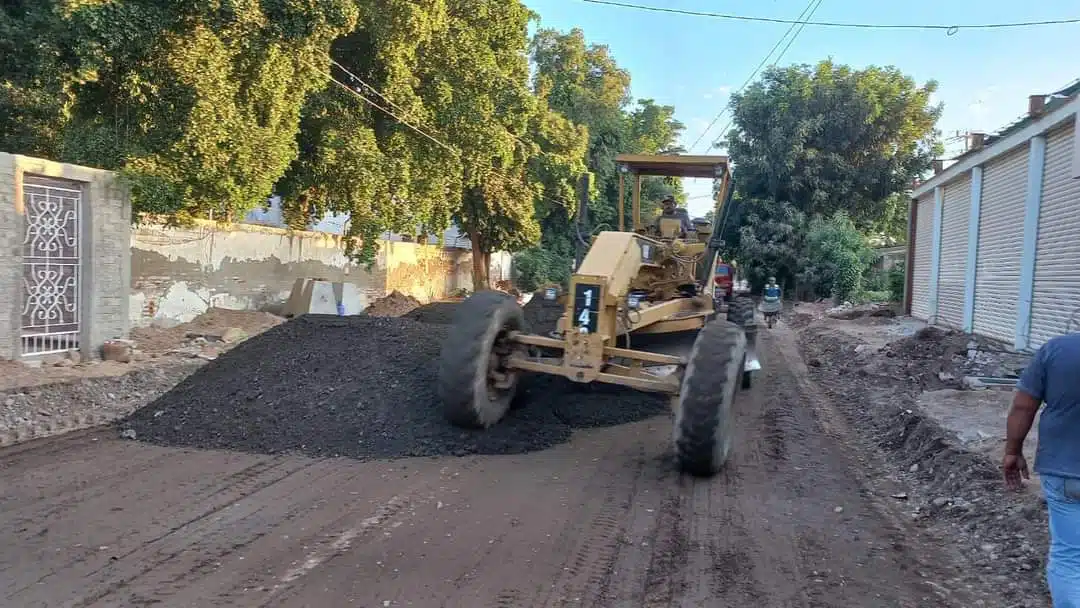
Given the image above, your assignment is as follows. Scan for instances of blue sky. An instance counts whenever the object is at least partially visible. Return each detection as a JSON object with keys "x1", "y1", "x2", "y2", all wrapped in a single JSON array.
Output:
[{"x1": 524, "y1": 0, "x2": 1080, "y2": 216}]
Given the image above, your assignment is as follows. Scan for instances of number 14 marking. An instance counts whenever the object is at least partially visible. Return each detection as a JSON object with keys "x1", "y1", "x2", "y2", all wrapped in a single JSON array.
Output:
[{"x1": 579, "y1": 289, "x2": 594, "y2": 326}]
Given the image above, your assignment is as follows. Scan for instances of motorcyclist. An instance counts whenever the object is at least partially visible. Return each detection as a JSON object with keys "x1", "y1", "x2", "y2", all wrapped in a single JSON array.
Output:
[
  {"x1": 763, "y1": 277, "x2": 782, "y2": 301},
  {"x1": 760, "y1": 276, "x2": 782, "y2": 327}
]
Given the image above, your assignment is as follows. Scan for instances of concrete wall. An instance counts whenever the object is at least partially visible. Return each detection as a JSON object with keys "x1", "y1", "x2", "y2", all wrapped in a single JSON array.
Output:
[
  {"x1": 130, "y1": 221, "x2": 482, "y2": 326},
  {"x1": 0, "y1": 153, "x2": 131, "y2": 360}
]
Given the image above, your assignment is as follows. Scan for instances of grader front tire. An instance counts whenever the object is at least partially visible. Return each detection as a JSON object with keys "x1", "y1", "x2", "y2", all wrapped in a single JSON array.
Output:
[
  {"x1": 673, "y1": 320, "x2": 747, "y2": 477},
  {"x1": 437, "y1": 291, "x2": 526, "y2": 429}
]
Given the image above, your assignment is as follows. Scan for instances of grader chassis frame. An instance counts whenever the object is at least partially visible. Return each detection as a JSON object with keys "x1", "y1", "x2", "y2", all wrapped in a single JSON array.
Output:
[{"x1": 437, "y1": 154, "x2": 760, "y2": 476}]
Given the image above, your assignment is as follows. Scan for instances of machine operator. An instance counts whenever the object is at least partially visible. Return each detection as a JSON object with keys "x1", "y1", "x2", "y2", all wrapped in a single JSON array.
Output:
[{"x1": 650, "y1": 195, "x2": 694, "y2": 238}]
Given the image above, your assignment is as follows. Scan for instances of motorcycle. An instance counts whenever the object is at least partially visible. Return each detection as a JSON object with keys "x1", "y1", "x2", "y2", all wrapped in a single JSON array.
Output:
[{"x1": 760, "y1": 296, "x2": 781, "y2": 329}]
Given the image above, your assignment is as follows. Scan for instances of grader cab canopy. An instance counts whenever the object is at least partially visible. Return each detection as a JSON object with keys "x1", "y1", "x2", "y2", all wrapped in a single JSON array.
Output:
[
  {"x1": 613, "y1": 154, "x2": 733, "y2": 235},
  {"x1": 435, "y1": 154, "x2": 760, "y2": 478}
]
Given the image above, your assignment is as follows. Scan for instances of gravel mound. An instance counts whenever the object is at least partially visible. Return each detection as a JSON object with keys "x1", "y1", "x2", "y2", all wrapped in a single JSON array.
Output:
[
  {"x1": 365, "y1": 290, "x2": 421, "y2": 317},
  {"x1": 120, "y1": 315, "x2": 668, "y2": 460},
  {"x1": 404, "y1": 292, "x2": 565, "y2": 336}
]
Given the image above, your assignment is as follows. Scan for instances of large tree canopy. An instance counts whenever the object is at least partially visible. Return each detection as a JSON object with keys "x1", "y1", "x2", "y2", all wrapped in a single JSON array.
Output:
[
  {"x1": 726, "y1": 60, "x2": 942, "y2": 228},
  {"x1": 722, "y1": 60, "x2": 942, "y2": 296},
  {"x1": 2, "y1": 0, "x2": 359, "y2": 221},
  {"x1": 518, "y1": 27, "x2": 686, "y2": 288},
  {"x1": 2, "y1": 2, "x2": 689, "y2": 292}
]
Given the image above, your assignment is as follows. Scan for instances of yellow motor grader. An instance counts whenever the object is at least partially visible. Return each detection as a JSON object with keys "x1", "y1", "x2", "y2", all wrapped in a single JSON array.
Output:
[{"x1": 436, "y1": 154, "x2": 759, "y2": 476}]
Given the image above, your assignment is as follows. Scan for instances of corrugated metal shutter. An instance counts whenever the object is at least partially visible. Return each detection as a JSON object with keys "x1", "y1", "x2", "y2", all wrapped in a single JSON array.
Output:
[
  {"x1": 1030, "y1": 121, "x2": 1080, "y2": 348},
  {"x1": 936, "y1": 175, "x2": 970, "y2": 328},
  {"x1": 973, "y1": 144, "x2": 1028, "y2": 343},
  {"x1": 910, "y1": 194, "x2": 935, "y2": 320}
]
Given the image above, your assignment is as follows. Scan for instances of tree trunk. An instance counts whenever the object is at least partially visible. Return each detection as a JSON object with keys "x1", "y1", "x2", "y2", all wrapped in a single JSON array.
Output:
[{"x1": 469, "y1": 231, "x2": 488, "y2": 292}]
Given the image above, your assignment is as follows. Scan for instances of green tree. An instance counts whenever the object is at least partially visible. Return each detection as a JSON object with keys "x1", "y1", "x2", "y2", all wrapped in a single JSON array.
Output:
[
  {"x1": 724, "y1": 60, "x2": 940, "y2": 295},
  {"x1": 525, "y1": 28, "x2": 687, "y2": 288},
  {"x1": 2, "y1": 0, "x2": 359, "y2": 222},
  {"x1": 798, "y1": 211, "x2": 875, "y2": 302},
  {"x1": 276, "y1": 0, "x2": 459, "y2": 264},
  {"x1": 725, "y1": 59, "x2": 941, "y2": 226},
  {"x1": 0, "y1": 1, "x2": 83, "y2": 159},
  {"x1": 733, "y1": 198, "x2": 805, "y2": 292}
]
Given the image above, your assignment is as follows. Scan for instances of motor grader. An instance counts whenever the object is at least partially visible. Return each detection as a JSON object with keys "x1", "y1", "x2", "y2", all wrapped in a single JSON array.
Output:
[{"x1": 436, "y1": 154, "x2": 759, "y2": 476}]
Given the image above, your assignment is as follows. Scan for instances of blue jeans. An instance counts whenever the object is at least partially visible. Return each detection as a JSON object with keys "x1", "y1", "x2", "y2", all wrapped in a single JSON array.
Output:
[{"x1": 1043, "y1": 474, "x2": 1080, "y2": 607}]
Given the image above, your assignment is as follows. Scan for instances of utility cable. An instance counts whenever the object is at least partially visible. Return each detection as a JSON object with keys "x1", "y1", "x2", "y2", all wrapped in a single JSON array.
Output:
[
  {"x1": 581, "y1": 0, "x2": 1080, "y2": 32},
  {"x1": 329, "y1": 59, "x2": 539, "y2": 156},
  {"x1": 316, "y1": 61, "x2": 582, "y2": 220},
  {"x1": 709, "y1": 0, "x2": 824, "y2": 150},
  {"x1": 687, "y1": 0, "x2": 819, "y2": 152}
]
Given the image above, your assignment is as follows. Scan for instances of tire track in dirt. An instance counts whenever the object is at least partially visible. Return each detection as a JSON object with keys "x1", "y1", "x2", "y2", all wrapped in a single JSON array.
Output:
[
  {"x1": 535, "y1": 438, "x2": 650, "y2": 608},
  {"x1": 640, "y1": 492, "x2": 690, "y2": 606},
  {"x1": 8, "y1": 456, "x2": 320, "y2": 606},
  {"x1": 675, "y1": 360, "x2": 796, "y2": 607}
]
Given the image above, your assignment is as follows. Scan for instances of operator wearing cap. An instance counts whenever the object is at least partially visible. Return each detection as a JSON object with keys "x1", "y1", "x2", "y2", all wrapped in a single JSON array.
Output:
[{"x1": 650, "y1": 195, "x2": 694, "y2": 238}]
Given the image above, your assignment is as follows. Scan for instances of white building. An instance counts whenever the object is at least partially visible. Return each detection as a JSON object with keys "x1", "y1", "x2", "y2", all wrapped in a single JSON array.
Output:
[{"x1": 906, "y1": 80, "x2": 1080, "y2": 351}]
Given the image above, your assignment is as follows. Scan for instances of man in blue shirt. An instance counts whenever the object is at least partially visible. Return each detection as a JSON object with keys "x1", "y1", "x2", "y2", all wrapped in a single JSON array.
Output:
[
  {"x1": 763, "y1": 277, "x2": 782, "y2": 300},
  {"x1": 1004, "y1": 333, "x2": 1080, "y2": 607}
]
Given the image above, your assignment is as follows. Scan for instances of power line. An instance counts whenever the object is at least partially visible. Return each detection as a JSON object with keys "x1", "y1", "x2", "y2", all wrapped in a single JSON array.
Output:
[
  {"x1": 687, "y1": 0, "x2": 819, "y2": 152},
  {"x1": 316, "y1": 62, "x2": 577, "y2": 212},
  {"x1": 709, "y1": 0, "x2": 823, "y2": 150},
  {"x1": 329, "y1": 59, "x2": 538, "y2": 154},
  {"x1": 322, "y1": 72, "x2": 459, "y2": 156},
  {"x1": 581, "y1": 0, "x2": 1080, "y2": 32}
]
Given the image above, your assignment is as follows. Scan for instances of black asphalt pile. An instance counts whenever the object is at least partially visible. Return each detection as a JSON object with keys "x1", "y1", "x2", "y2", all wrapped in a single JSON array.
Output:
[
  {"x1": 523, "y1": 294, "x2": 564, "y2": 335},
  {"x1": 402, "y1": 302, "x2": 461, "y2": 325},
  {"x1": 120, "y1": 314, "x2": 667, "y2": 460}
]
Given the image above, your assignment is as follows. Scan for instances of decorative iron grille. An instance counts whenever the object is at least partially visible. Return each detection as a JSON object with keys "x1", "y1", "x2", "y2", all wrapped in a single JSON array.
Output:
[{"x1": 21, "y1": 178, "x2": 82, "y2": 356}]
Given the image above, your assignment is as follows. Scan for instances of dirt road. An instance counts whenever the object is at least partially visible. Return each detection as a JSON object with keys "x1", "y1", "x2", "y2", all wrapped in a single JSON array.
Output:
[{"x1": 1, "y1": 325, "x2": 987, "y2": 607}]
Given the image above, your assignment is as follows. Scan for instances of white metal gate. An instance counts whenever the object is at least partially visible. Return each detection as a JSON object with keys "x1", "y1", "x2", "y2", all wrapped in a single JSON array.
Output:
[
  {"x1": 972, "y1": 144, "x2": 1028, "y2": 344},
  {"x1": 1030, "y1": 121, "x2": 1080, "y2": 348},
  {"x1": 937, "y1": 175, "x2": 971, "y2": 328},
  {"x1": 21, "y1": 176, "x2": 82, "y2": 356},
  {"x1": 910, "y1": 194, "x2": 935, "y2": 319}
]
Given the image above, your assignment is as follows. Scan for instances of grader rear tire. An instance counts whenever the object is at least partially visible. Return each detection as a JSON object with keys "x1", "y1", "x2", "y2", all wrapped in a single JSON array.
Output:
[
  {"x1": 728, "y1": 296, "x2": 756, "y2": 390},
  {"x1": 674, "y1": 319, "x2": 747, "y2": 476},
  {"x1": 727, "y1": 296, "x2": 754, "y2": 327},
  {"x1": 438, "y1": 291, "x2": 526, "y2": 429}
]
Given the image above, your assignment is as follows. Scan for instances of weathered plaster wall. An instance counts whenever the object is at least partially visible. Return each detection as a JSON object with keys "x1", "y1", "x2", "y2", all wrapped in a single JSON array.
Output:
[{"x1": 130, "y1": 221, "x2": 475, "y2": 326}]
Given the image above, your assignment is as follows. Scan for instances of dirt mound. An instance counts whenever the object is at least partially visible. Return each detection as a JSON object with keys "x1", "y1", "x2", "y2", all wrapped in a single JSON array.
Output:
[
  {"x1": 827, "y1": 304, "x2": 897, "y2": 320},
  {"x1": 119, "y1": 315, "x2": 667, "y2": 461},
  {"x1": 365, "y1": 290, "x2": 421, "y2": 317},
  {"x1": 402, "y1": 301, "x2": 461, "y2": 325},
  {"x1": 130, "y1": 308, "x2": 284, "y2": 356},
  {"x1": 798, "y1": 326, "x2": 1048, "y2": 605}
]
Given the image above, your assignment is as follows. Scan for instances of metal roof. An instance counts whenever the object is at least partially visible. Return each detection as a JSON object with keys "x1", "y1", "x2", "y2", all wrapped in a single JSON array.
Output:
[{"x1": 913, "y1": 78, "x2": 1080, "y2": 197}]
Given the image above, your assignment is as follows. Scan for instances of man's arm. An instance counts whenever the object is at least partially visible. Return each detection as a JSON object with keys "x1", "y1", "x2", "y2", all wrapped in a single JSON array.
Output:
[
  {"x1": 1006, "y1": 391, "x2": 1041, "y2": 456},
  {"x1": 1003, "y1": 347, "x2": 1046, "y2": 489}
]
